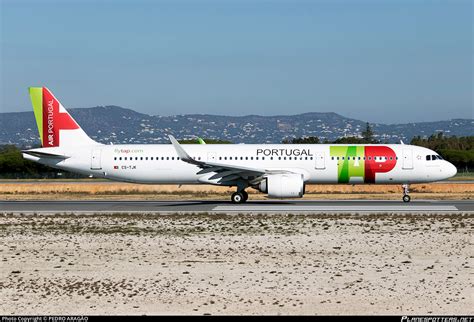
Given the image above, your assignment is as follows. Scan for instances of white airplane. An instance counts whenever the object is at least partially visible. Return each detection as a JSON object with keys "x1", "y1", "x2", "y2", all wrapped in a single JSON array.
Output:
[{"x1": 22, "y1": 87, "x2": 457, "y2": 203}]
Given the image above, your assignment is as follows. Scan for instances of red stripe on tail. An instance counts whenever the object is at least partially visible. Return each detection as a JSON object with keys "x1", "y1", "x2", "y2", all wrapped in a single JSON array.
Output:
[{"x1": 42, "y1": 88, "x2": 79, "y2": 147}]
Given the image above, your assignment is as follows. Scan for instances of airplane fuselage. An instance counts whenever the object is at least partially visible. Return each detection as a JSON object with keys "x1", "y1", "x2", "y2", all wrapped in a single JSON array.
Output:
[{"x1": 24, "y1": 143, "x2": 457, "y2": 185}]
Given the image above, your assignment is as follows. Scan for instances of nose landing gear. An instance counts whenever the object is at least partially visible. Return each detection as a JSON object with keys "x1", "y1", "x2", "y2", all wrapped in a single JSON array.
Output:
[{"x1": 402, "y1": 184, "x2": 411, "y2": 203}]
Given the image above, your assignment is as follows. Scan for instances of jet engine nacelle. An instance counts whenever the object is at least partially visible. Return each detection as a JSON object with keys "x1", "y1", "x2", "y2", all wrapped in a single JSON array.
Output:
[{"x1": 256, "y1": 173, "x2": 305, "y2": 198}]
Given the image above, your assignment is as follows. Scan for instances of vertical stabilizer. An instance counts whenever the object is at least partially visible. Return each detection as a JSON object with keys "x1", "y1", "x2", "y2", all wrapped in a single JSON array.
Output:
[{"x1": 29, "y1": 87, "x2": 98, "y2": 148}]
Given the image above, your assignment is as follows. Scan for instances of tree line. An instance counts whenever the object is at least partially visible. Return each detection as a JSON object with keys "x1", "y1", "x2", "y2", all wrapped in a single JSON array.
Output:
[{"x1": 283, "y1": 123, "x2": 379, "y2": 144}]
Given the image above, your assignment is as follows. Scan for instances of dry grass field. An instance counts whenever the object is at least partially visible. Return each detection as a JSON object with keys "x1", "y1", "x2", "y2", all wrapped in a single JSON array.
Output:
[{"x1": 0, "y1": 181, "x2": 473, "y2": 200}]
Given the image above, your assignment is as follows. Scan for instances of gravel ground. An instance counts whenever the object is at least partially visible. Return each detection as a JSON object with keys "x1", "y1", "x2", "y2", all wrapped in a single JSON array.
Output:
[{"x1": 0, "y1": 213, "x2": 472, "y2": 315}]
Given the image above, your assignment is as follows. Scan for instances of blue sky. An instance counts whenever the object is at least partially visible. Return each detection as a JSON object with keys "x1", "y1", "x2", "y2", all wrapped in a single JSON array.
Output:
[{"x1": 1, "y1": 0, "x2": 472, "y2": 123}]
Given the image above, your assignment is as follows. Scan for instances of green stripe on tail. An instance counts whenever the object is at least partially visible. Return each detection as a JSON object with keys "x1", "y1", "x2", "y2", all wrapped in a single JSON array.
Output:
[{"x1": 29, "y1": 87, "x2": 43, "y2": 145}]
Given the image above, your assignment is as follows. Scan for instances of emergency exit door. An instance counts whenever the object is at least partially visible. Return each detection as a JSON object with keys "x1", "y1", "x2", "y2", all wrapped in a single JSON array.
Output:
[{"x1": 207, "y1": 152, "x2": 217, "y2": 162}]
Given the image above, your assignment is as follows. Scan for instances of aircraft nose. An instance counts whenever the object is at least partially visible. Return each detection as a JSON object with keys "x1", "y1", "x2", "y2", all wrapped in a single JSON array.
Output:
[{"x1": 445, "y1": 162, "x2": 457, "y2": 178}]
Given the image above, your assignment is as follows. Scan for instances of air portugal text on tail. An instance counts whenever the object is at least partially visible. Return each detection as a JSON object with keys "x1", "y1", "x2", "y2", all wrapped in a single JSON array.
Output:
[
  {"x1": 29, "y1": 87, "x2": 97, "y2": 147},
  {"x1": 22, "y1": 87, "x2": 458, "y2": 203}
]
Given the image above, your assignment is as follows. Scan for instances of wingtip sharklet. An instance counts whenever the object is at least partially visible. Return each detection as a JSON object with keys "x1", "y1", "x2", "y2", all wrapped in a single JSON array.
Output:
[{"x1": 168, "y1": 135, "x2": 196, "y2": 163}]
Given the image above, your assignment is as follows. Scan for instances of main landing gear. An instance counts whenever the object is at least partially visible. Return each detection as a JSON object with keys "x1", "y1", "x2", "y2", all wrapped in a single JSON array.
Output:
[
  {"x1": 402, "y1": 184, "x2": 411, "y2": 203},
  {"x1": 231, "y1": 190, "x2": 248, "y2": 203}
]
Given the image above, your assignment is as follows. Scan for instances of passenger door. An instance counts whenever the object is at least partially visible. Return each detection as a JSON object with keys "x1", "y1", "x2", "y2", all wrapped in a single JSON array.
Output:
[
  {"x1": 402, "y1": 148, "x2": 413, "y2": 170},
  {"x1": 315, "y1": 151, "x2": 325, "y2": 169},
  {"x1": 91, "y1": 149, "x2": 102, "y2": 170}
]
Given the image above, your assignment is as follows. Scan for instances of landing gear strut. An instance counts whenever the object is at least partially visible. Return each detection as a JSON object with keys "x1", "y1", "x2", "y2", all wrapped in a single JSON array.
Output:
[
  {"x1": 231, "y1": 190, "x2": 248, "y2": 203},
  {"x1": 402, "y1": 184, "x2": 411, "y2": 203}
]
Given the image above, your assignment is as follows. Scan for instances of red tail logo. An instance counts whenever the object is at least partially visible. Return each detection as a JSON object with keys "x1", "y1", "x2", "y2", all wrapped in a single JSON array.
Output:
[{"x1": 42, "y1": 88, "x2": 79, "y2": 147}]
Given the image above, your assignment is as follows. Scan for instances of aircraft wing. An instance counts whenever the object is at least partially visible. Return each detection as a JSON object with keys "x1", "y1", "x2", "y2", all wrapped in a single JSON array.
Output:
[{"x1": 169, "y1": 135, "x2": 292, "y2": 183}]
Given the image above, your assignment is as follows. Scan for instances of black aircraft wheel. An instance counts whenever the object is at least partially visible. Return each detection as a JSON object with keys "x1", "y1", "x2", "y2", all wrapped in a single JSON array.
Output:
[
  {"x1": 231, "y1": 192, "x2": 245, "y2": 204},
  {"x1": 241, "y1": 191, "x2": 249, "y2": 202},
  {"x1": 403, "y1": 195, "x2": 411, "y2": 203}
]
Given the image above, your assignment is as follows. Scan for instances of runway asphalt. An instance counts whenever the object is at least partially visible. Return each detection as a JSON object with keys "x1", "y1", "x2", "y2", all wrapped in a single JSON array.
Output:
[{"x1": 1, "y1": 199, "x2": 472, "y2": 213}]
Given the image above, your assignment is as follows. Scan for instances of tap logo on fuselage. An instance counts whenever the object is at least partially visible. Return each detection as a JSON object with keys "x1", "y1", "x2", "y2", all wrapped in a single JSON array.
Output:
[{"x1": 330, "y1": 146, "x2": 397, "y2": 183}]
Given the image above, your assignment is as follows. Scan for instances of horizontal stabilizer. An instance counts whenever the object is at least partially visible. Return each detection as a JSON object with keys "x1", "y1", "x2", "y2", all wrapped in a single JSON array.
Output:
[{"x1": 22, "y1": 150, "x2": 70, "y2": 159}]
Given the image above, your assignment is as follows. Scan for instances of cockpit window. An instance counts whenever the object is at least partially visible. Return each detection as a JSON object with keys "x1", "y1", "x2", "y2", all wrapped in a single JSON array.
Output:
[{"x1": 428, "y1": 155, "x2": 443, "y2": 161}]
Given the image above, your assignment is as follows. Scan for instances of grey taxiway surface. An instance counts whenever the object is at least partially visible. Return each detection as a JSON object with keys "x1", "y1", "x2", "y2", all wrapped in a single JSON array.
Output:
[{"x1": 1, "y1": 199, "x2": 472, "y2": 213}]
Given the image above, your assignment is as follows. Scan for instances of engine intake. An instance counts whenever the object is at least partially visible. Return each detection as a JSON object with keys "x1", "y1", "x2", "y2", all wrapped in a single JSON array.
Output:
[{"x1": 256, "y1": 173, "x2": 305, "y2": 198}]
